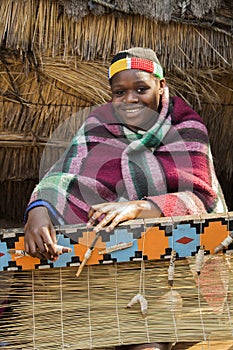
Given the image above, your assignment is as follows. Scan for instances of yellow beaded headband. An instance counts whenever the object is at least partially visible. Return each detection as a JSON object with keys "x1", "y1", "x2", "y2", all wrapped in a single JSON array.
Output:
[{"x1": 108, "y1": 57, "x2": 164, "y2": 80}]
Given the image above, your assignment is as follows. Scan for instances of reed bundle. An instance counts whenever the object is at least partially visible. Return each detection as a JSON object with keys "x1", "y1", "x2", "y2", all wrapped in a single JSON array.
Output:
[
  {"x1": 42, "y1": 58, "x2": 110, "y2": 104},
  {"x1": 1, "y1": 257, "x2": 233, "y2": 349}
]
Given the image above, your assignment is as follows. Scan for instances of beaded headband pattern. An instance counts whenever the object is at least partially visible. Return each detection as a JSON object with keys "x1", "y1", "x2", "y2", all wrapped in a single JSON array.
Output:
[{"x1": 108, "y1": 57, "x2": 164, "y2": 80}]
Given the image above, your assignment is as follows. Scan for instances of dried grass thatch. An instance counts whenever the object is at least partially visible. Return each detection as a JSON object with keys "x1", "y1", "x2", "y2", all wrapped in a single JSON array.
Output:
[
  {"x1": 59, "y1": 0, "x2": 233, "y2": 32},
  {"x1": 0, "y1": 0, "x2": 233, "y2": 223}
]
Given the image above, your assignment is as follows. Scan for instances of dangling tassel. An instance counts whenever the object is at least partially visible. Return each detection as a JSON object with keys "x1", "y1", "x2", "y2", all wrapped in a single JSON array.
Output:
[
  {"x1": 126, "y1": 293, "x2": 148, "y2": 317},
  {"x1": 160, "y1": 249, "x2": 182, "y2": 345},
  {"x1": 168, "y1": 250, "x2": 176, "y2": 287},
  {"x1": 196, "y1": 245, "x2": 205, "y2": 275},
  {"x1": 163, "y1": 250, "x2": 183, "y2": 315}
]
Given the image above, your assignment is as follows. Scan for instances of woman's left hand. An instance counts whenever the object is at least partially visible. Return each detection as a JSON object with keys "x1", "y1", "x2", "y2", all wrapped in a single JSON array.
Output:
[{"x1": 87, "y1": 200, "x2": 161, "y2": 232}]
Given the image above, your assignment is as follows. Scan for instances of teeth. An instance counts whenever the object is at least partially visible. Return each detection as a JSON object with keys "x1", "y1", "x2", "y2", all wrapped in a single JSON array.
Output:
[{"x1": 125, "y1": 109, "x2": 140, "y2": 113}]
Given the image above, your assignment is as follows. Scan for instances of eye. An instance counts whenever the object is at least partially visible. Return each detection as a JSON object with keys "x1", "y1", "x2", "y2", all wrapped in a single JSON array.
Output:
[
  {"x1": 136, "y1": 87, "x2": 148, "y2": 93},
  {"x1": 113, "y1": 90, "x2": 124, "y2": 96}
]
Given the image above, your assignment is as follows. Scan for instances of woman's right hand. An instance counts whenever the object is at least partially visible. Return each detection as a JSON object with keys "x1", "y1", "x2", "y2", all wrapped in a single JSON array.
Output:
[{"x1": 24, "y1": 206, "x2": 58, "y2": 261}]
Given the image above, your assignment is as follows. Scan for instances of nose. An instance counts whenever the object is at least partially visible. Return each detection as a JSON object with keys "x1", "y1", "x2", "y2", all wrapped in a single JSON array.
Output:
[{"x1": 124, "y1": 90, "x2": 138, "y2": 103}]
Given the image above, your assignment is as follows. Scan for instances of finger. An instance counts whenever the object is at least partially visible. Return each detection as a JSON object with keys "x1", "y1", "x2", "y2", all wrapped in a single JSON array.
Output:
[
  {"x1": 87, "y1": 207, "x2": 95, "y2": 219},
  {"x1": 86, "y1": 215, "x2": 97, "y2": 227},
  {"x1": 90, "y1": 203, "x2": 110, "y2": 211},
  {"x1": 24, "y1": 241, "x2": 29, "y2": 255},
  {"x1": 37, "y1": 227, "x2": 57, "y2": 256},
  {"x1": 92, "y1": 209, "x2": 106, "y2": 221},
  {"x1": 105, "y1": 214, "x2": 126, "y2": 232},
  {"x1": 38, "y1": 248, "x2": 58, "y2": 261},
  {"x1": 33, "y1": 252, "x2": 46, "y2": 260},
  {"x1": 50, "y1": 226, "x2": 57, "y2": 245},
  {"x1": 87, "y1": 210, "x2": 105, "y2": 227},
  {"x1": 43, "y1": 241, "x2": 57, "y2": 256},
  {"x1": 88, "y1": 203, "x2": 115, "y2": 217},
  {"x1": 88, "y1": 203, "x2": 106, "y2": 218},
  {"x1": 37, "y1": 251, "x2": 51, "y2": 261},
  {"x1": 33, "y1": 247, "x2": 55, "y2": 261},
  {"x1": 27, "y1": 239, "x2": 40, "y2": 256},
  {"x1": 27, "y1": 241, "x2": 48, "y2": 260},
  {"x1": 93, "y1": 212, "x2": 116, "y2": 232},
  {"x1": 27, "y1": 232, "x2": 55, "y2": 260},
  {"x1": 87, "y1": 203, "x2": 117, "y2": 227}
]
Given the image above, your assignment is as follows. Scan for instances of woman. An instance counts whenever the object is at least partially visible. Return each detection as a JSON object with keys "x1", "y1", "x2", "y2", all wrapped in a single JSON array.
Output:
[{"x1": 24, "y1": 47, "x2": 227, "y2": 350}]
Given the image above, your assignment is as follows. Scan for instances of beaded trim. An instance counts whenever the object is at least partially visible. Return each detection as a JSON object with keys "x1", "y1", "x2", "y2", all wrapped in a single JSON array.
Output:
[{"x1": 108, "y1": 57, "x2": 163, "y2": 80}]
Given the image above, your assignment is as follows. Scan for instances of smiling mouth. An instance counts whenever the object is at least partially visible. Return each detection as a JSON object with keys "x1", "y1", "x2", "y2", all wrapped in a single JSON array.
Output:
[
  {"x1": 124, "y1": 108, "x2": 142, "y2": 114},
  {"x1": 120, "y1": 105, "x2": 145, "y2": 115}
]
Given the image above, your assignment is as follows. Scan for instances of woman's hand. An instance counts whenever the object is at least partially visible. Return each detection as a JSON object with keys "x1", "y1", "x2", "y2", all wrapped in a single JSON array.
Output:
[
  {"x1": 87, "y1": 200, "x2": 162, "y2": 233},
  {"x1": 24, "y1": 207, "x2": 58, "y2": 261}
]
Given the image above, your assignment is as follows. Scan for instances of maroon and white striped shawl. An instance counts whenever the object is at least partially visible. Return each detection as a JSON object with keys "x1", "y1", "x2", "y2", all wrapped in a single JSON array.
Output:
[{"x1": 27, "y1": 88, "x2": 227, "y2": 224}]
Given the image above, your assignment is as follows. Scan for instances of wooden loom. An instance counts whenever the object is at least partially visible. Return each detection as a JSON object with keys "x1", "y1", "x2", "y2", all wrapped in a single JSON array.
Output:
[{"x1": 0, "y1": 212, "x2": 233, "y2": 349}]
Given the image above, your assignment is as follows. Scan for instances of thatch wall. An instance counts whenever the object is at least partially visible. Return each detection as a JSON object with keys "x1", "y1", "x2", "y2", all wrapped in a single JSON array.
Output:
[{"x1": 0, "y1": 0, "x2": 233, "y2": 225}]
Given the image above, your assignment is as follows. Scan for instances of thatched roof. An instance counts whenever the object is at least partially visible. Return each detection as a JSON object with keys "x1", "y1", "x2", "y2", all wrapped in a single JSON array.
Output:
[
  {"x1": 60, "y1": 0, "x2": 233, "y2": 32},
  {"x1": 0, "y1": 0, "x2": 233, "y2": 225}
]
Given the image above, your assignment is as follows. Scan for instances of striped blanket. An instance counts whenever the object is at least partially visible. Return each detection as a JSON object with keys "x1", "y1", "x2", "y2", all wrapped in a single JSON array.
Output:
[{"x1": 26, "y1": 89, "x2": 227, "y2": 224}]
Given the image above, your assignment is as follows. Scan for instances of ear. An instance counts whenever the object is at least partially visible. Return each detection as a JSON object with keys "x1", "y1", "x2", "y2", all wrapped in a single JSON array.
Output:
[{"x1": 159, "y1": 78, "x2": 166, "y2": 95}]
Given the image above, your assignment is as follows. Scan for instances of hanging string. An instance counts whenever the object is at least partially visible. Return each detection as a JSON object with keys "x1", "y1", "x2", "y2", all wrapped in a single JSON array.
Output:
[
  {"x1": 139, "y1": 225, "x2": 145, "y2": 297},
  {"x1": 196, "y1": 219, "x2": 207, "y2": 345},
  {"x1": 126, "y1": 221, "x2": 148, "y2": 319},
  {"x1": 86, "y1": 227, "x2": 93, "y2": 349},
  {"x1": 223, "y1": 272, "x2": 233, "y2": 336},
  {"x1": 222, "y1": 213, "x2": 233, "y2": 336},
  {"x1": 142, "y1": 219, "x2": 150, "y2": 343},
  {"x1": 168, "y1": 217, "x2": 176, "y2": 288},
  {"x1": 114, "y1": 229, "x2": 123, "y2": 346},
  {"x1": 197, "y1": 276, "x2": 207, "y2": 345},
  {"x1": 31, "y1": 270, "x2": 37, "y2": 350},
  {"x1": 59, "y1": 267, "x2": 66, "y2": 349},
  {"x1": 169, "y1": 217, "x2": 179, "y2": 346},
  {"x1": 126, "y1": 220, "x2": 150, "y2": 341}
]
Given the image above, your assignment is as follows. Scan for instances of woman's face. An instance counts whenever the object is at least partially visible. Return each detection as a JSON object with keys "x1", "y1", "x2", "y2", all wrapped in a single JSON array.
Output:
[{"x1": 111, "y1": 69, "x2": 165, "y2": 130}]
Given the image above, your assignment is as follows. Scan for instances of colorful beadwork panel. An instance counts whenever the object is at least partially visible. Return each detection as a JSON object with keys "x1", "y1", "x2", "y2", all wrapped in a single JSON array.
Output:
[{"x1": 0, "y1": 212, "x2": 232, "y2": 271}]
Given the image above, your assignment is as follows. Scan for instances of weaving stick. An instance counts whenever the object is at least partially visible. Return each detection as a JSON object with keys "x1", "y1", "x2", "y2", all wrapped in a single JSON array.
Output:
[
  {"x1": 98, "y1": 241, "x2": 133, "y2": 254},
  {"x1": 76, "y1": 231, "x2": 101, "y2": 277},
  {"x1": 214, "y1": 233, "x2": 233, "y2": 254},
  {"x1": 8, "y1": 244, "x2": 72, "y2": 257}
]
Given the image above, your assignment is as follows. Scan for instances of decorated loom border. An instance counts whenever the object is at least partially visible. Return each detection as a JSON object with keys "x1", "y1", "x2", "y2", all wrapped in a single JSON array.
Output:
[{"x1": 0, "y1": 212, "x2": 232, "y2": 271}]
